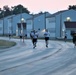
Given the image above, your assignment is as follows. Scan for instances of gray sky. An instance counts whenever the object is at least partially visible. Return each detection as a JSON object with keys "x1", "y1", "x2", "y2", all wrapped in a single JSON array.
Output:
[{"x1": 0, "y1": 0, "x2": 76, "y2": 14}]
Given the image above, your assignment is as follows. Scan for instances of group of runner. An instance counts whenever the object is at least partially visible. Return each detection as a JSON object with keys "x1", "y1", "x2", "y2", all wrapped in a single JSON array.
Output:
[
  {"x1": 30, "y1": 29, "x2": 50, "y2": 48},
  {"x1": 30, "y1": 29, "x2": 76, "y2": 48},
  {"x1": 19, "y1": 29, "x2": 76, "y2": 48}
]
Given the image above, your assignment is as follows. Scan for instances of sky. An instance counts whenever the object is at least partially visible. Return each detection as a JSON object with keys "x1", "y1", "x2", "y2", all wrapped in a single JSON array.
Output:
[{"x1": 0, "y1": 0, "x2": 76, "y2": 14}]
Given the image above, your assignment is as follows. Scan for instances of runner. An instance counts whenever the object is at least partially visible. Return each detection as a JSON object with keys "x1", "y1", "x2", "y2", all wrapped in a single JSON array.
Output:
[
  {"x1": 71, "y1": 31, "x2": 76, "y2": 48},
  {"x1": 30, "y1": 30, "x2": 39, "y2": 48},
  {"x1": 19, "y1": 33, "x2": 22, "y2": 41},
  {"x1": 33, "y1": 30, "x2": 39, "y2": 48},
  {"x1": 30, "y1": 30, "x2": 34, "y2": 45},
  {"x1": 73, "y1": 34, "x2": 76, "y2": 48},
  {"x1": 64, "y1": 32, "x2": 67, "y2": 42},
  {"x1": 44, "y1": 29, "x2": 50, "y2": 47}
]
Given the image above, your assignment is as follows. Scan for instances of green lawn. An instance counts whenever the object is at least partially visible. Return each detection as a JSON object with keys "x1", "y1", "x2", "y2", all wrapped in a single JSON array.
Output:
[{"x1": 0, "y1": 40, "x2": 16, "y2": 49}]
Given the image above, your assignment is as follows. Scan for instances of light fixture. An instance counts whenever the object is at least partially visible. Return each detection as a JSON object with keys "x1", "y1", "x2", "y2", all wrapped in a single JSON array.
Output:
[
  {"x1": 21, "y1": 18, "x2": 25, "y2": 23},
  {"x1": 66, "y1": 17, "x2": 71, "y2": 21},
  {"x1": 42, "y1": 29, "x2": 46, "y2": 32}
]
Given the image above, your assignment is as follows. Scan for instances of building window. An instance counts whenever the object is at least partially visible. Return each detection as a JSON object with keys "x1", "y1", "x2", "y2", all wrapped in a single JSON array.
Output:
[
  {"x1": 27, "y1": 20, "x2": 32, "y2": 25},
  {"x1": 8, "y1": 19, "x2": 12, "y2": 23},
  {"x1": 48, "y1": 18, "x2": 51, "y2": 23},
  {"x1": 48, "y1": 18, "x2": 55, "y2": 23},
  {"x1": 9, "y1": 27, "x2": 11, "y2": 30},
  {"x1": 0, "y1": 20, "x2": 2, "y2": 24},
  {"x1": 0, "y1": 27, "x2": 2, "y2": 31}
]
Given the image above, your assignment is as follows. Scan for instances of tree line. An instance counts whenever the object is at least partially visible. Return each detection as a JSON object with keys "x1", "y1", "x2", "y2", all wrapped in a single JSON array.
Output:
[
  {"x1": 0, "y1": 4, "x2": 30, "y2": 19},
  {"x1": 68, "y1": 5, "x2": 76, "y2": 10}
]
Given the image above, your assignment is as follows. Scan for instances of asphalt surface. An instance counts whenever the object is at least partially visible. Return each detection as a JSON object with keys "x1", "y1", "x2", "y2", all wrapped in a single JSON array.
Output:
[{"x1": 0, "y1": 37, "x2": 76, "y2": 75}]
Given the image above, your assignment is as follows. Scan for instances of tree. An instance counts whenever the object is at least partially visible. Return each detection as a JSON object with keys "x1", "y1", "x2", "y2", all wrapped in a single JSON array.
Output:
[
  {"x1": 12, "y1": 4, "x2": 30, "y2": 15},
  {"x1": 68, "y1": 5, "x2": 76, "y2": 10},
  {"x1": 0, "y1": 4, "x2": 30, "y2": 19},
  {"x1": 3, "y1": 5, "x2": 11, "y2": 17},
  {"x1": 0, "y1": 8, "x2": 5, "y2": 18},
  {"x1": 0, "y1": 5, "x2": 11, "y2": 18},
  {"x1": 0, "y1": 8, "x2": 2, "y2": 18}
]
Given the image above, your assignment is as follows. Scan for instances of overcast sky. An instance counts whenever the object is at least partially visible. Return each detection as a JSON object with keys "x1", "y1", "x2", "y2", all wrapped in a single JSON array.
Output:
[{"x1": 0, "y1": 0, "x2": 76, "y2": 14}]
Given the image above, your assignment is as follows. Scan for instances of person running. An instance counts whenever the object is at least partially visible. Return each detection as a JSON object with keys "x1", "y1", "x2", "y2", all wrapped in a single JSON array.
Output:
[
  {"x1": 64, "y1": 32, "x2": 67, "y2": 42},
  {"x1": 19, "y1": 33, "x2": 22, "y2": 41},
  {"x1": 71, "y1": 31, "x2": 76, "y2": 48},
  {"x1": 30, "y1": 30, "x2": 34, "y2": 45},
  {"x1": 33, "y1": 30, "x2": 39, "y2": 48},
  {"x1": 44, "y1": 29, "x2": 50, "y2": 47},
  {"x1": 9, "y1": 33, "x2": 11, "y2": 39},
  {"x1": 8, "y1": 32, "x2": 11, "y2": 39},
  {"x1": 30, "y1": 30, "x2": 38, "y2": 48},
  {"x1": 73, "y1": 34, "x2": 76, "y2": 48}
]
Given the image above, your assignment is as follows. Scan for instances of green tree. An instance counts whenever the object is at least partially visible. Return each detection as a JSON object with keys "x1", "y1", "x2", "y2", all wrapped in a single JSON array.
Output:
[
  {"x1": 0, "y1": 5, "x2": 11, "y2": 19},
  {"x1": 0, "y1": 8, "x2": 2, "y2": 18},
  {"x1": 0, "y1": 4, "x2": 30, "y2": 19},
  {"x1": 3, "y1": 5, "x2": 11, "y2": 17},
  {"x1": 12, "y1": 4, "x2": 30, "y2": 15},
  {"x1": 68, "y1": 5, "x2": 76, "y2": 10}
]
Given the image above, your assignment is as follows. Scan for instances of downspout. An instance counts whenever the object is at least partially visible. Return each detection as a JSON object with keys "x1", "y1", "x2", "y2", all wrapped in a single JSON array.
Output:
[{"x1": 60, "y1": 13, "x2": 62, "y2": 38}]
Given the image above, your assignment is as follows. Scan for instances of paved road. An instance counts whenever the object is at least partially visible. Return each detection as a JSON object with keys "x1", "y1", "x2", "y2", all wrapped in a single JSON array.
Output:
[{"x1": 0, "y1": 37, "x2": 76, "y2": 75}]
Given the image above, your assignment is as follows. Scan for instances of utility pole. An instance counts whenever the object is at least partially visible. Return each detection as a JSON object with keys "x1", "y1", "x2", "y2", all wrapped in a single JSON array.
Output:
[
  {"x1": 2, "y1": 11, "x2": 5, "y2": 36},
  {"x1": 60, "y1": 13, "x2": 62, "y2": 38},
  {"x1": 33, "y1": 14, "x2": 34, "y2": 30},
  {"x1": 44, "y1": 12, "x2": 46, "y2": 30},
  {"x1": 11, "y1": 7, "x2": 14, "y2": 35}
]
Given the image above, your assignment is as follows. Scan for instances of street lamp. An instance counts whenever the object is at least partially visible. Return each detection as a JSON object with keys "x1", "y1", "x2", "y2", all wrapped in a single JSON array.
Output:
[
  {"x1": 44, "y1": 12, "x2": 46, "y2": 30},
  {"x1": 11, "y1": 7, "x2": 14, "y2": 35},
  {"x1": 21, "y1": 18, "x2": 25, "y2": 43},
  {"x1": 32, "y1": 14, "x2": 34, "y2": 30},
  {"x1": 21, "y1": 18, "x2": 25, "y2": 23}
]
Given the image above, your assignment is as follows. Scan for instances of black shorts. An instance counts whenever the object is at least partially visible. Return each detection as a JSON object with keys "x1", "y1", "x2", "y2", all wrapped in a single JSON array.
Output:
[
  {"x1": 45, "y1": 37, "x2": 49, "y2": 41},
  {"x1": 33, "y1": 38, "x2": 37, "y2": 43},
  {"x1": 9, "y1": 34, "x2": 11, "y2": 37},
  {"x1": 73, "y1": 37, "x2": 76, "y2": 44},
  {"x1": 20, "y1": 36, "x2": 22, "y2": 39}
]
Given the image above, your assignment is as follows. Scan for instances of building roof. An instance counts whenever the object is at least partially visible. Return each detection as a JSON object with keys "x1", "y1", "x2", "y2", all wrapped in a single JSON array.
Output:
[
  {"x1": 46, "y1": 10, "x2": 67, "y2": 18},
  {"x1": 46, "y1": 9, "x2": 76, "y2": 18},
  {"x1": 26, "y1": 12, "x2": 51, "y2": 20}
]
